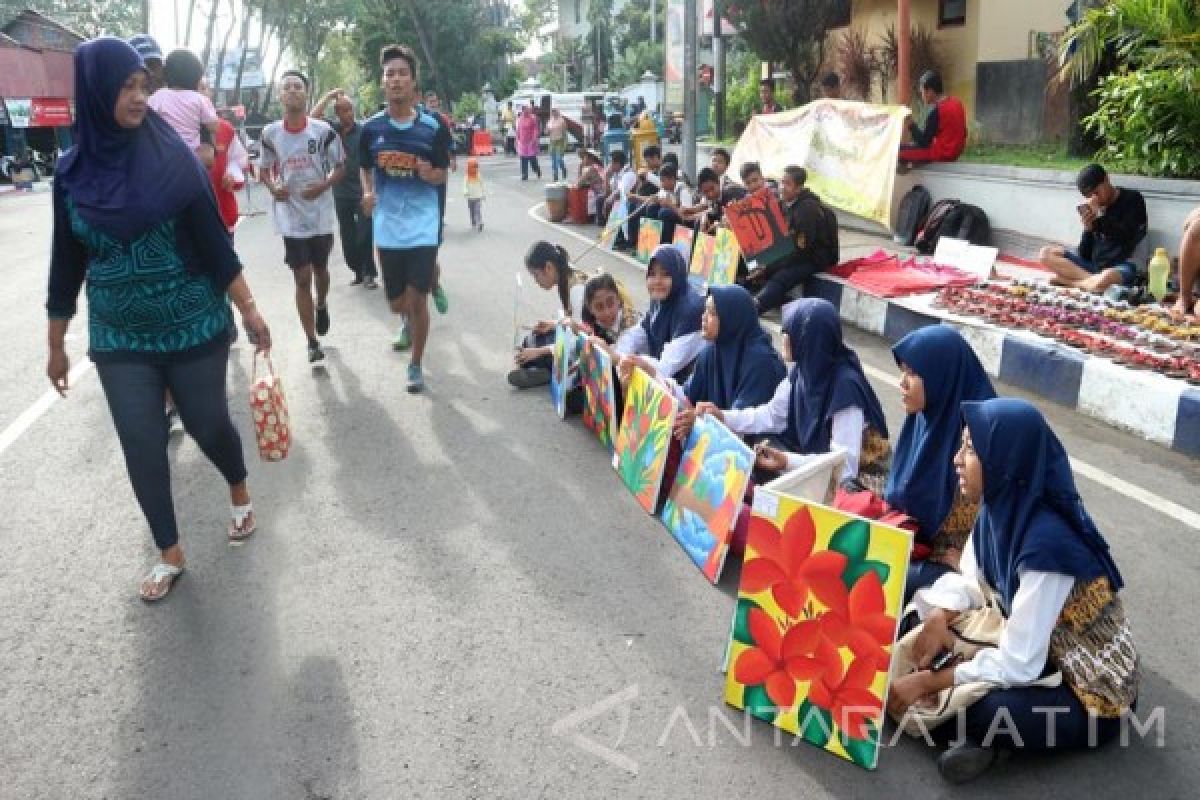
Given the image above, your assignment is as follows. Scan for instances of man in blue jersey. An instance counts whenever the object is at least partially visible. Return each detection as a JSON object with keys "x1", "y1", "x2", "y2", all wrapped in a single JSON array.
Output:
[{"x1": 360, "y1": 44, "x2": 452, "y2": 392}]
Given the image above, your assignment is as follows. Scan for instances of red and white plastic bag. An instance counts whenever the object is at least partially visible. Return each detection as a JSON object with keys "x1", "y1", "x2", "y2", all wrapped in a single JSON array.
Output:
[{"x1": 249, "y1": 354, "x2": 290, "y2": 461}]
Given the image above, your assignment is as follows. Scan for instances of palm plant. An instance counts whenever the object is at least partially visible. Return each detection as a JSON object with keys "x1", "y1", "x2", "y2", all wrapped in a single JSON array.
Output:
[{"x1": 1060, "y1": 0, "x2": 1200, "y2": 83}]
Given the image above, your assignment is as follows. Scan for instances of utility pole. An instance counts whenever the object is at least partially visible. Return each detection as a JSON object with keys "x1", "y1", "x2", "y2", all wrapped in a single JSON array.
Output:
[
  {"x1": 142, "y1": 0, "x2": 149, "y2": 33},
  {"x1": 713, "y1": 0, "x2": 725, "y2": 140},
  {"x1": 651, "y1": 0, "x2": 657, "y2": 44},
  {"x1": 683, "y1": 0, "x2": 697, "y2": 180}
]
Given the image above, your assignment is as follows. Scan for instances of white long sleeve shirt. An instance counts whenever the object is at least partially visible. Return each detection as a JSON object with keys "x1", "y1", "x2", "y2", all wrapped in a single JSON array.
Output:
[
  {"x1": 721, "y1": 377, "x2": 865, "y2": 481},
  {"x1": 620, "y1": 326, "x2": 705, "y2": 381},
  {"x1": 914, "y1": 538, "x2": 1075, "y2": 688}
]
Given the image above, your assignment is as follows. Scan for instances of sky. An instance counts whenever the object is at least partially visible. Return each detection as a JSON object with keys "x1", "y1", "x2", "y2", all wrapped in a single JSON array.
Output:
[{"x1": 146, "y1": 0, "x2": 284, "y2": 66}]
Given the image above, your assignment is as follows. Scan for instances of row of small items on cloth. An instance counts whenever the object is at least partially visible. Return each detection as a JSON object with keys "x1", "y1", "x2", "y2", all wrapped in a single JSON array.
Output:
[{"x1": 934, "y1": 280, "x2": 1200, "y2": 383}]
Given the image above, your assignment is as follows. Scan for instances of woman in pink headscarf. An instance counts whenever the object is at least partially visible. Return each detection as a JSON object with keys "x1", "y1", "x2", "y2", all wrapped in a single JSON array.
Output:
[{"x1": 516, "y1": 105, "x2": 543, "y2": 181}]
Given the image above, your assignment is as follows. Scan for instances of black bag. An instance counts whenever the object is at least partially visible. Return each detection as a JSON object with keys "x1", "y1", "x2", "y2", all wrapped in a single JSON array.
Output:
[
  {"x1": 894, "y1": 185, "x2": 932, "y2": 246},
  {"x1": 914, "y1": 198, "x2": 961, "y2": 254},
  {"x1": 937, "y1": 203, "x2": 991, "y2": 248}
]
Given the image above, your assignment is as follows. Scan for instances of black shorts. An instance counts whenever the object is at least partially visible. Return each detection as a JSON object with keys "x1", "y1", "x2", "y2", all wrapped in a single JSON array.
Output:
[
  {"x1": 379, "y1": 247, "x2": 438, "y2": 300},
  {"x1": 283, "y1": 234, "x2": 334, "y2": 270}
]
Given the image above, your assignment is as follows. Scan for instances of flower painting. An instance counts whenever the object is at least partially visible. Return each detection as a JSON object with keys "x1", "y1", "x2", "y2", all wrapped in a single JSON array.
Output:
[
  {"x1": 690, "y1": 231, "x2": 717, "y2": 285},
  {"x1": 580, "y1": 338, "x2": 617, "y2": 450},
  {"x1": 551, "y1": 323, "x2": 585, "y2": 419},
  {"x1": 724, "y1": 492, "x2": 912, "y2": 770},
  {"x1": 636, "y1": 219, "x2": 663, "y2": 264},
  {"x1": 672, "y1": 226, "x2": 696, "y2": 263},
  {"x1": 613, "y1": 367, "x2": 678, "y2": 514},
  {"x1": 710, "y1": 227, "x2": 741, "y2": 286},
  {"x1": 660, "y1": 414, "x2": 753, "y2": 583}
]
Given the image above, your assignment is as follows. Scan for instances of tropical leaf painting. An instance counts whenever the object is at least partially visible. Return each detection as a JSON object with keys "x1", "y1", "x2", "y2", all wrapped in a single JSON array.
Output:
[
  {"x1": 580, "y1": 338, "x2": 617, "y2": 450},
  {"x1": 710, "y1": 227, "x2": 741, "y2": 286},
  {"x1": 636, "y1": 219, "x2": 663, "y2": 264},
  {"x1": 551, "y1": 323, "x2": 585, "y2": 419},
  {"x1": 660, "y1": 414, "x2": 753, "y2": 583},
  {"x1": 724, "y1": 492, "x2": 912, "y2": 770},
  {"x1": 613, "y1": 367, "x2": 679, "y2": 514}
]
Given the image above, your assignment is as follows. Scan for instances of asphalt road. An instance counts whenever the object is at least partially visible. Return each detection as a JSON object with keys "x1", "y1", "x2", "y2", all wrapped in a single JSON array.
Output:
[{"x1": 0, "y1": 162, "x2": 1197, "y2": 799}]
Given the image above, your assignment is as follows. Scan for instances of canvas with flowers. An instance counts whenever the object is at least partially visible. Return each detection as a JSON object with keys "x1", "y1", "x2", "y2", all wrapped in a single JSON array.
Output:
[
  {"x1": 613, "y1": 367, "x2": 679, "y2": 514},
  {"x1": 724, "y1": 490, "x2": 912, "y2": 769}
]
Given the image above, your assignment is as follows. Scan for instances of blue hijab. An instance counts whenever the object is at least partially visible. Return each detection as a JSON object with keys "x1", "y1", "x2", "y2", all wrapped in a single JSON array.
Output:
[
  {"x1": 685, "y1": 285, "x2": 785, "y2": 409},
  {"x1": 885, "y1": 325, "x2": 996, "y2": 539},
  {"x1": 963, "y1": 398, "x2": 1124, "y2": 613},
  {"x1": 56, "y1": 37, "x2": 211, "y2": 242},
  {"x1": 640, "y1": 245, "x2": 704, "y2": 360},
  {"x1": 783, "y1": 299, "x2": 888, "y2": 453}
]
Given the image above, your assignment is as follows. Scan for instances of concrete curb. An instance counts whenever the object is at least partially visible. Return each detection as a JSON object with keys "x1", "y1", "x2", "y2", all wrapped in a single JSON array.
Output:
[{"x1": 529, "y1": 204, "x2": 1200, "y2": 458}]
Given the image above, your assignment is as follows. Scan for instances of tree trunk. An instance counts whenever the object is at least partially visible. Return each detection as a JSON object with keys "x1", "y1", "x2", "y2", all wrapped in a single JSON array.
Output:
[
  {"x1": 403, "y1": 0, "x2": 448, "y2": 103},
  {"x1": 201, "y1": 0, "x2": 220, "y2": 72},
  {"x1": 184, "y1": 0, "x2": 197, "y2": 45},
  {"x1": 232, "y1": 0, "x2": 262, "y2": 103},
  {"x1": 213, "y1": 0, "x2": 238, "y2": 98},
  {"x1": 260, "y1": 24, "x2": 286, "y2": 115}
]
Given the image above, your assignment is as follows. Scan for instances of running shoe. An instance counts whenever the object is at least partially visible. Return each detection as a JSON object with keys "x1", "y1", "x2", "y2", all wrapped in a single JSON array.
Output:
[
  {"x1": 406, "y1": 363, "x2": 425, "y2": 393},
  {"x1": 433, "y1": 284, "x2": 449, "y2": 314},
  {"x1": 392, "y1": 323, "x2": 411, "y2": 351},
  {"x1": 308, "y1": 341, "x2": 326, "y2": 363},
  {"x1": 316, "y1": 305, "x2": 330, "y2": 336},
  {"x1": 364, "y1": 277, "x2": 379, "y2": 290}
]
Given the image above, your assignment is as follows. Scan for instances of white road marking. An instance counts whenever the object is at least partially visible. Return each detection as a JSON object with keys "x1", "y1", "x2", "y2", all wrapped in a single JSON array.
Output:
[
  {"x1": 0, "y1": 360, "x2": 94, "y2": 457},
  {"x1": 528, "y1": 202, "x2": 1200, "y2": 531}
]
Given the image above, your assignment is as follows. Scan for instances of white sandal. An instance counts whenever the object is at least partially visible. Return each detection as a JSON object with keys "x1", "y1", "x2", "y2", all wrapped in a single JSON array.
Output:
[
  {"x1": 140, "y1": 562, "x2": 184, "y2": 602},
  {"x1": 229, "y1": 503, "x2": 256, "y2": 543}
]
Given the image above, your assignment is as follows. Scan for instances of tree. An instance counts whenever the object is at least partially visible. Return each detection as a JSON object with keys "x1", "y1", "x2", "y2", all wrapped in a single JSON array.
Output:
[
  {"x1": 613, "y1": 0, "x2": 664, "y2": 56},
  {"x1": 611, "y1": 40, "x2": 663, "y2": 88},
  {"x1": 724, "y1": 0, "x2": 851, "y2": 104},
  {"x1": 0, "y1": 0, "x2": 141, "y2": 38},
  {"x1": 517, "y1": 0, "x2": 556, "y2": 50}
]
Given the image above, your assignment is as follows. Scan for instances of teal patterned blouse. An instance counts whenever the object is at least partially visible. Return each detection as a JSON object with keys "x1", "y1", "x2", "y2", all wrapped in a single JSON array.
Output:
[{"x1": 47, "y1": 183, "x2": 242, "y2": 364}]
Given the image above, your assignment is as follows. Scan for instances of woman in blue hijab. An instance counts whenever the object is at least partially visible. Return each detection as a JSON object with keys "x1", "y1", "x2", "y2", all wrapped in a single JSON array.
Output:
[
  {"x1": 618, "y1": 244, "x2": 706, "y2": 383},
  {"x1": 700, "y1": 298, "x2": 889, "y2": 488},
  {"x1": 886, "y1": 325, "x2": 996, "y2": 599},
  {"x1": 671, "y1": 285, "x2": 786, "y2": 440},
  {"x1": 889, "y1": 399, "x2": 1138, "y2": 784},
  {"x1": 45, "y1": 38, "x2": 272, "y2": 602}
]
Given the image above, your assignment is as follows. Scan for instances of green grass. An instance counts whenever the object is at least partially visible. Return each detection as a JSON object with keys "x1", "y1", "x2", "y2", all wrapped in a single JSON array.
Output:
[{"x1": 959, "y1": 142, "x2": 1092, "y2": 172}]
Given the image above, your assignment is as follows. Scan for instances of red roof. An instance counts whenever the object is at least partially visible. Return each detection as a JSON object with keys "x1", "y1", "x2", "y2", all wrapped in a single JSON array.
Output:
[{"x1": 0, "y1": 45, "x2": 73, "y2": 98}]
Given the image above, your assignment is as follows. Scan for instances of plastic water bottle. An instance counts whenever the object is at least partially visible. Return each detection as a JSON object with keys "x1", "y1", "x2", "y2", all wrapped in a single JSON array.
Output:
[{"x1": 1148, "y1": 247, "x2": 1170, "y2": 302}]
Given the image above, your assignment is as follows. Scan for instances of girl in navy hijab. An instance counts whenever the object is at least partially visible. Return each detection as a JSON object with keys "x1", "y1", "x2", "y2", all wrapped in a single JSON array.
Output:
[
  {"x1": 46, "y1": 38, "x2": 272, "y2": 602},
  {"x1": 618, "y1": 244, "x2": 706, "y2": 383},
  {"x1": 887, "y1": 326, "x2": 996, "y2": 598},
  {"x1": 671, "y1": 285, "x2": 786, "y2": 441},
  {"x1": 701, "y1": 298, "x2": 888, "y2": 488},
  {"x1": 890, "y1": 399, "x2": 1138, "y2": 783}
]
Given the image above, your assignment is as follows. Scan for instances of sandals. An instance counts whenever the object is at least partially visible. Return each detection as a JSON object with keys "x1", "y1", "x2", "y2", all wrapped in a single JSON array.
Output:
[
  {"x1": 229, "y1": 503, "x2": 257, "y2": 543},
  {"x1": 140, "y1": 562, "x2": 184, "y2": 602}
]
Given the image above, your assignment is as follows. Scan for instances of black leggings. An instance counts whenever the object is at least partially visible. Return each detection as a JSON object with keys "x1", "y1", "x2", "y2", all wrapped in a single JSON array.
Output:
[{"x1": 96, "y1": 345, "x2": 248, "y2": 551}]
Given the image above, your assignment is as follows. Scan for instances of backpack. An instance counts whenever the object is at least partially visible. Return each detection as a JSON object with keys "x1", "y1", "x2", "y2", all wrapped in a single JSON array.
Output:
[
  {"x1": 894, "y1": 185, "x2": 932, "y2": 246},
  {"x1": 818, "y1": 201, "x2": 840, "y2": 267},
  {"x1": 914, "y1": 198, "x2": 961, "y2": 254},
  {"x1": 936, "y1": 203, "x2": 991, "y2": 249}
]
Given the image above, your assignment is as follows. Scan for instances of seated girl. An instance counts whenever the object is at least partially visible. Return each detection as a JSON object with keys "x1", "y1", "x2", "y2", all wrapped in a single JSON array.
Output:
[
  {"x1": 698, "y1": 298, "x2": 889, "y2": 490},
  {"x1": 886, "y1": 325, "x2": 996, "y2": 599},
  {"x1": 509, "y1": 241, "x2": 593, "y2": 389},
  {"x1": 889, "y1": 398, "x2": 1138, "y2": 784},
  {"x1": 614, "y1": 245, "x2": 707, "y2": 383}
]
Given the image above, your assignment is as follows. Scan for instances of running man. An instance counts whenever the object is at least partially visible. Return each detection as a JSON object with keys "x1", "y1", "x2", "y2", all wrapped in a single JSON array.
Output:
[
  {"x1": 421, "y1": 89, "x2": 454, "y2": 315},
  {"x1": 360, "y1": 45, "x2": 451, "y2": 392},
  {"x1": 259, "y1": 70, "x2": 345, "y2": 363}
]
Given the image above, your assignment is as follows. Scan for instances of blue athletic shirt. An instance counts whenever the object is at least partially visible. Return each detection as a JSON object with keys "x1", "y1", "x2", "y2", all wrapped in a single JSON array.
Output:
[{"x1": 359, "y1": 109, "x2": 452, "y2": 250}]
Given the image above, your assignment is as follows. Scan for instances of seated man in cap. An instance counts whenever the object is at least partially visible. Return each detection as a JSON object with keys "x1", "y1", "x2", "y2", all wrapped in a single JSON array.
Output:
[
  {"x1": 1039, "y1": 163, "x2": 1148, "y2": 293},
  {"x1": 128, "y1": 34, "x2": 165, "y2": 92}
]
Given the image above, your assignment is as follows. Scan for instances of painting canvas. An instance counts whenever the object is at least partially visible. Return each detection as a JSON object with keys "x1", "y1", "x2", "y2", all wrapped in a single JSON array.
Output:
[
  {"x1": 672, "y1": 226, "x2": 696, "y2": 263},
  {"x1": 636, "y1": 219, "x2": 663, "y2": 264},
  {"x1": 725, "y1": 187, "x2": 796, "y2": 267},
  {"x1": 710, "y1": 227, "x2": 741, "y2": 286},
  {"x1": 600, "y1": 190, "x2": 630, "y2": 250},
  {"x1": 660, "y1": 414, "x2": 753, "y2": 583},
  {"x1": 724, "y1": 492, "x2": 912, "y2": 770},
  {"x1": 551, "y1": 323, "x2": 585, "y2": 418},
  {"x1": 691, "y1": 231, "x2": 716, "y2": 280},
  {"x1": 580, "y1": 337, "x2": 618, "y2": 450},
  {"x1": 613, "y1": 367, "x2": 679, "y2": 514}
]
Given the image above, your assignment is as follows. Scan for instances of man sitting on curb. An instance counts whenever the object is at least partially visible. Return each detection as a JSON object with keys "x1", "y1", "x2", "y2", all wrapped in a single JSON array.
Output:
[
  {"x1": 744, "y1": 166, "x2": 839, "y2": 314},
  {"x1": 681, "y1": 167, "x2": 746, "y2": 235},
  {"x1": 898, "y1": 71, "x2": 967, "y2": 166},
  {"x1": 1039, "y1": 163, "x2": 1147, "y2": 294}
]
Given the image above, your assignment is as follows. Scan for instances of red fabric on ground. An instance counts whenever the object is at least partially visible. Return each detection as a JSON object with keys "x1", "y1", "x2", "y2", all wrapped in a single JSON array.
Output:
[{"x1": 830, "y1": 249, "x2": 978, "y2": 297}]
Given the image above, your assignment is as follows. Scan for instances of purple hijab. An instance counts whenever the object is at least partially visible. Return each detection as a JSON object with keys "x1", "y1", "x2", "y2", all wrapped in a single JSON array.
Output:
[{"x1": 56, "y1": 37, "x2": 210, "y2": 241}]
